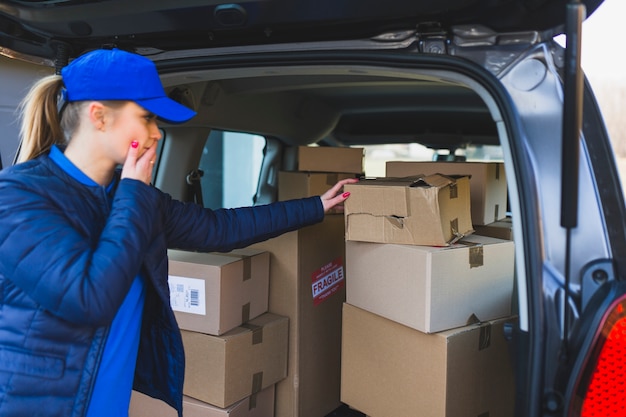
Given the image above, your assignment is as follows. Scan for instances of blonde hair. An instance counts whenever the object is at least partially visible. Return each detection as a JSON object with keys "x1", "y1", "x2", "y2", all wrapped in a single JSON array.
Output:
[{"x1": 16, "y1": 75, "x2": 87, "y2": 163}]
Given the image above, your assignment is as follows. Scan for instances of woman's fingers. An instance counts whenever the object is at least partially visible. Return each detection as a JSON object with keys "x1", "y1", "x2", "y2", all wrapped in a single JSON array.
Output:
[
  {"x1": 320, "y1": 177, "x2": 359, "y2": 213},
  {"x1": 121, "y1": 141, "x2": 156, "y2": 184}
]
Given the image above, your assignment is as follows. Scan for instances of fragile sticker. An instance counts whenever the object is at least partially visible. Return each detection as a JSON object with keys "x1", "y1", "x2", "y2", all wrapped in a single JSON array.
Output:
[
  {"x1": 311, "y1": 257, "x2": 345, "y2": 305},
  {"x1": 168, "y1": 275, "x2": 206, "y2": 315}
]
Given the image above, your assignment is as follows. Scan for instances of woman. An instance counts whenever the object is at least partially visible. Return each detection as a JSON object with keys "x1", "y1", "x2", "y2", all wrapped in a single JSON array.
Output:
[{"x1": 0, "y1": 48, "x2": 356, "y2": 417}]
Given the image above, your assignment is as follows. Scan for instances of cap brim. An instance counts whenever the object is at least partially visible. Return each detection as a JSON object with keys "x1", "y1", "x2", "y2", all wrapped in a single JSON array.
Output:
[{"x1": 137, "y1": 97, "x2": 197, "y2": 124}]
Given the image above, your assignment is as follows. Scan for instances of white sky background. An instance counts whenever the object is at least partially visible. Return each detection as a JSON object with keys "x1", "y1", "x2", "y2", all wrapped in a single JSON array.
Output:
[
  {"x1": 582, "y1": 0, "x2": 626, "y2": 171},
  {"x1": 582, "y1": 0, "x2": 625, "y2": 80}
]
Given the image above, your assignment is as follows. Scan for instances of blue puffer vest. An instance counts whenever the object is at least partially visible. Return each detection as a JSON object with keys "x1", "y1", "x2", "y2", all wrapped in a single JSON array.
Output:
[{"x1": 0, "y1": 154, "x2": 324, "y2": 417}]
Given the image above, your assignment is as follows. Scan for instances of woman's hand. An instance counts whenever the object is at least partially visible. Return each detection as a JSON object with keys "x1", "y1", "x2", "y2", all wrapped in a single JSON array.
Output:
[
  {"x1": 121, "y1": 141, "x2": 157, "y2": 185},
  {"x1": 320, "y1": 177, "x2": 360, "y2": 213}
]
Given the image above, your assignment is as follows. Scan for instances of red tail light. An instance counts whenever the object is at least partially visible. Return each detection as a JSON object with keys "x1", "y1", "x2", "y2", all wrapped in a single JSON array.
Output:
[{"x1": 572, "y1": 296, "x2": 626, "y2": 416}]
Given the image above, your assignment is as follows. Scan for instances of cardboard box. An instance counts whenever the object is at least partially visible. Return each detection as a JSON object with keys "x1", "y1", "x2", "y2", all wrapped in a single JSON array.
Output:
[
  {"x1": 295, "y1": 146, "x2": 364, "y2": 174},
  {"x1": 129, "y1": 385, "x2": 275, "y2": 417},
  {"x1": 250, "y1": 215, "x2": 346, "y2": 417},
  {"x1": 346, "y1": 234, "x2": 514, "y2": 333},
  {"x1": 168, "y1": 248, "x2": 270, "y2": 335},
  {"x1": 278, "y1": 171, "x2": 356, "y2": 214},
  {"x1": 344, "y1": 175, "x2": 473, "y2": 247},
  {"x1": 386, "y1": 161, "x2": 507, "y2": 226},
  {"x1": 474, "y1": 217, "x2": 514, "y2": 240},
  {"x1": 128, "y1": 385, "x2": 274, "y2": 417},
  {"x1": 182, "y1": 313, "x2": 288, "y2": 408},
  {"x1": 341, "y1": 303, "x2": 516, "y2": 417}
]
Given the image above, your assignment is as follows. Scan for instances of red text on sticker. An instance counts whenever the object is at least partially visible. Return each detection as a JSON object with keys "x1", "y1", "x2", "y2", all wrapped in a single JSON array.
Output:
[{"x1": 311, "y1": 257, "x2": 345, "y2": 305}]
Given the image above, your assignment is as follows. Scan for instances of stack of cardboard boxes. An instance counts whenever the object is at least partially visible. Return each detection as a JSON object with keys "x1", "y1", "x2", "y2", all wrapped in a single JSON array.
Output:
[
  {"x1": 340, "y1": 161, "x2": 517, "y2": 417},
  {"x1": 130, "y1": 151, "x2": 516, "y2": 417},
  {"x1": 130, "y1": 248, "x2": 284, "y2": 416},
  {"x1": 131, "y1": 146, "x2": 363, "y2": 417},
  {"x1": 250, "y1": 146, "x2": 363, "y2": 417}
]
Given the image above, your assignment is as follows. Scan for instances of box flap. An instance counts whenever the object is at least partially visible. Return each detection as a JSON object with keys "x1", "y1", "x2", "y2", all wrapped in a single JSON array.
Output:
[
  {"x1": 344, "y1": 175, "x2": 472, "y2": 246},
  {"x1": 344, "y1": 180, "x2": 410, "y2": 217}
]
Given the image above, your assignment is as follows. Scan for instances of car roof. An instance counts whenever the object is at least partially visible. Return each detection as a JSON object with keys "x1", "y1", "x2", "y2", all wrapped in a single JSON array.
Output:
[{"x1": 0, "y1": 0, "x2": 603, "y2": 61}]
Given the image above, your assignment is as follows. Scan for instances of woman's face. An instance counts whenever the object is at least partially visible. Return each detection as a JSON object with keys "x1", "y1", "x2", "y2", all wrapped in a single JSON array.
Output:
[{"x1": 104, "y1": 101, "x2": 162, "y2": 164}]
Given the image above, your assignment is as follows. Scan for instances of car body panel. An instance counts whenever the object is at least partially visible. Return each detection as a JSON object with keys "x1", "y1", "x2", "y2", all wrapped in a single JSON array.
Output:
[{"x1": 0, "y1": 0, "x2": 604, "y2": 62}]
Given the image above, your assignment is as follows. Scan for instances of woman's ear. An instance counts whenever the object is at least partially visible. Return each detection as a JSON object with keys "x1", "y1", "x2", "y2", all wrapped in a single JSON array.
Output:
[{"x1": 87, "y1": 101, "x2": 107, "y2": 131}]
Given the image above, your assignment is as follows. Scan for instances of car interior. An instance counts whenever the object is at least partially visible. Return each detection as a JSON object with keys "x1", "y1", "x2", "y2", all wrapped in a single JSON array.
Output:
[
  {"x1": 153, "y1": 63, "x2": 503, "y2": 208},
  {"x1": 149, "y1": 62, "x2": 511, "y2": 417}
]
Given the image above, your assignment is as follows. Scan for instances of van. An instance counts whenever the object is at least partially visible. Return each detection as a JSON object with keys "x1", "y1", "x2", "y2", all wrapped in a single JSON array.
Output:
[{"x1": 0, "y1": 1, "x2": 622, "y2": 416}]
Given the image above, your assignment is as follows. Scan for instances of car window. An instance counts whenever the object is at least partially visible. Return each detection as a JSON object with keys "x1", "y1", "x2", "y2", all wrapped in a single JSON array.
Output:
[
  {"x1": 198, "y1": 130, "x2": 265, "y2": 209},
  {"x1": 361, "y1": 143, "x2": 504, "y2": 177}
]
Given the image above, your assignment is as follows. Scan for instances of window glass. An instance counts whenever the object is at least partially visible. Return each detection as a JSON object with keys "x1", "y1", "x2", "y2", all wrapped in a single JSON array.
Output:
[
  {"x1": 361, "y1": 144, "x2": 434, "y2": 177},
  {"x1": 360, "y1": 143, "x2": 503, "y2": 177},
  {"x1": 198, "y1": 130, "x2": 265, "y2": 209}
]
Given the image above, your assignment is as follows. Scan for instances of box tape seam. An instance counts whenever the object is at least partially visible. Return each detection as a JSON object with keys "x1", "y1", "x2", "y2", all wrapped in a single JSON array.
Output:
[{"x1": 241, "y1": 323, "x2": 263, "y2": 344}]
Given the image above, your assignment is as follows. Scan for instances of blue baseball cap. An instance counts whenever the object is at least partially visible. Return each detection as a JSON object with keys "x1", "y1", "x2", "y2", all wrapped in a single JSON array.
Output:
[{"x1": 61, "y1": 48, "x2": 196, "y2": 124}]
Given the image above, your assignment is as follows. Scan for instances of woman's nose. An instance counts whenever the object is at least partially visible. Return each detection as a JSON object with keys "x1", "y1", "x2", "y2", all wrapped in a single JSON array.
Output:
[{"x1": 151, "y1": 122, "x2": 162, "y2": 141}]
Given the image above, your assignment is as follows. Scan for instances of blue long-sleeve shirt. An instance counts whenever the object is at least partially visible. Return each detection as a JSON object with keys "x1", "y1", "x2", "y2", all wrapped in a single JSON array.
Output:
[{"x1": 45, "y1": 146, "x2": 145, "y2": 416}]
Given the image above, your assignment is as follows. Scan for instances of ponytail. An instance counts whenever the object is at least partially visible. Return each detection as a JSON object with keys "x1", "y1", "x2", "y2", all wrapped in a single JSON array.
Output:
[{"x1": 16, "y1": 75, "x2": 65, "y2": 163}]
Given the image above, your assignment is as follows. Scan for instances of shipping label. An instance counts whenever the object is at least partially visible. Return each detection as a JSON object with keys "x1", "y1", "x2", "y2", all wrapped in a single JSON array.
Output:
[
  {"x1": 168, "y1": 275, "x2": 206, "y2": 315},
  {"x1": 311, "y1": 257, "x2": 345, "y2": 305}
]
